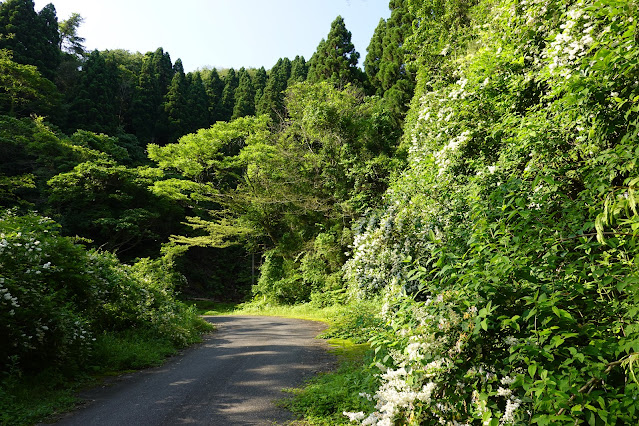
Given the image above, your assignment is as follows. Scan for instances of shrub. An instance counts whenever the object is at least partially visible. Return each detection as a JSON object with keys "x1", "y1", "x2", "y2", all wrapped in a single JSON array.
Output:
[{"x1": 0, "y1": 210, "x2": 210, "y2": 374}]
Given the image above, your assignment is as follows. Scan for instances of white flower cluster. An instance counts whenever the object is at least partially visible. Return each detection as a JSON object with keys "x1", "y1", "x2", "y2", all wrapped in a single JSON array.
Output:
[
  {"x1": 344, "y1": 207, "x2": 434, "y2": 296},
  {"x1": 0, "y1": 277, "x2": 19, "y2": 314},
  {"x1": 433, "y1": 130, "x2": 472, "y2": 176},
  {"x1": 545, "y1": 1, "x2": 595, "y2": 78},
  {"x1": 345, "y1": 365, "x2": 439, "y2": 426}
]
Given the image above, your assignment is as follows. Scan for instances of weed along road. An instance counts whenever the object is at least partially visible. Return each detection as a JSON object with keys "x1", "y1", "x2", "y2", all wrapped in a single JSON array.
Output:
[{"x1": 54, "y1": 316, "x2": 334, "y2": 426}]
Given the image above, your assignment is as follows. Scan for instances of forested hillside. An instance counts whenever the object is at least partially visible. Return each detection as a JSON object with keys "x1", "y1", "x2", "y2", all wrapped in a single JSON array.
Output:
[{"x1": 2, "y1": 0, "x2": 639, "y2": 424}]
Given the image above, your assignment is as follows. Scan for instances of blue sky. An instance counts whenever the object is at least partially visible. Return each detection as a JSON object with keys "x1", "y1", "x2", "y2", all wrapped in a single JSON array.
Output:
[{"x1": 34, "y1": 0, "x2": 391, "y2": 72}]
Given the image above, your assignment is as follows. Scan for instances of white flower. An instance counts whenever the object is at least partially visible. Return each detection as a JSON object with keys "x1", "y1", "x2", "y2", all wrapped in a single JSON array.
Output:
[
  {"x1": 417, "y1": 382, "x2": 436, "y2": 403},
  {"x1": 501, "y1": 375, "x2": 516, "y2": 386},
  {"x1": 344, "y1": 411, "x2": 367, "y2": 422},
  {"x1": 500, "y1": 398, "x2": 521, "y2": 424},
  {"x1": 497, "y1": 387, "x2": 512, "y2": 397}
]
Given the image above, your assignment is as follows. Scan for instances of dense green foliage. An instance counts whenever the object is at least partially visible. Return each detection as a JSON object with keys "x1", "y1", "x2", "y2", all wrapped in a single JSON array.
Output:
[
  {"x1": 336, "y1": 0, "x2": 639, "y2": 424},
  {"x1": 0, "y1": 211, "x2": 209, "y2": 371},
  {"x1": 148, "y1": 82, "x2": 401, "y2": 304}
]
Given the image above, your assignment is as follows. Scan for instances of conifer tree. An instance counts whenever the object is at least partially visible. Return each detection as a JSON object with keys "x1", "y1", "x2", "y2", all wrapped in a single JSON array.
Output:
[
  {"x1": 307, "y1": 16, "x2": 361, "y2": 88},
  {"x1": 68, "y1": 50, "x2": 119, "y2": 134},
  {"x1": 130, "y1": 48, "x2": 173, "y2": 144},
  {"x1": 163, "y1": 58, "x2": 189, "y2": 142},
  {"x1": 0, "y1": 0, "x2": 60, "y2": 80},
  {"x1": 218, "y1": 68, "x2": 238, "y2": 122},
  {"x1": 256, "y1": 58, "x2": 291, "y2": 121},
  {"x1": 232, "y1": 68, "x2": 255, "y2": 120},
  {"x1": 364, "y1": 18, "x2": 386, "y2": 95},
  {"x1": 252, "y1": 66, "x2": 267, "y2": 111},
  {"x1": 365, "y1": 0, "x2": 415, "y2": 115},
  {"x1": 186, "y1": 72, "x2": 209, "y2": 133},
  {"x1": 288, "y1": 55, "x2": 308, "y2": 85},
  {"x1": 205, "y1": 68, "x2": 224, "y2": 124},
  {"x1": 103, "y1": 49, "x2": 144, "y2": 133},
  {"x1": 36, "y1": 3, "x2": 60, "y2": 79},
  {"x1": 131, "y1": 52, "x2": 159, "y2": 142}
]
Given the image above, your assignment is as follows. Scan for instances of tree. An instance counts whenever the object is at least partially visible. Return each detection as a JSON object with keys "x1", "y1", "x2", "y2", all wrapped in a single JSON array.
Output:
[
  {"x1": 364, "y1": 18, "x2": 386, "y2": 95},
  {"x1": 205, "y1": 68, "x2": 224, "y2": 124},
  {"x1": 67, "y1": 50, "x2": 119, "y2": 134},
  {"x1": 256, "y1": 58, "x2": 291, "y2": 121},
  {"x1": 130, "y1": 48, "x2": 174, "y2": 144},
  {"x1": 218, "y1": 68, "x2": 238, "y2": 122},
  {"x1": 47, "y1": 158, "x2": 184, "y2": 260},
  {"x1": 102, "y1": 49, "x2": 144, "y2": 134},
  {"x1": 232, "y1": 68, "x2": 255, "y2": 120},
  {"x1": 58, "y1": 12, "x2": 85, "y2": 57},
  {"x1": 186, "y1": 71, "x2": 209, "y2": 133},
  {"x1": 0, "y1": 0, "x2": 60, "y2": 80},
  {"x1": 163, "y1": 58, "x2": 189, "y2": 142},
  {"x1": 307, "y1": 16, "x2": 361, "y2": 88},
  {"x1": 36, "y1": 3, "x2": 59, "y2": 77},
  {"x1": 0, "y1": 49, "x2": 58, "y2": 117},
  {"x1": 288, "y1": 55, "x2": 308, "y2": 85},
  {"x1": 252, "y1": 66, "x2": 267, "y2": 110},
  {"x1": 377, "y1": 0, "x2": 415, "y2": 115}
]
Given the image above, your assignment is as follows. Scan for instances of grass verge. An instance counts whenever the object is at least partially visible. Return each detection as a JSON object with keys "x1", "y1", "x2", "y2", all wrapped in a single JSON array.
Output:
[{"x1": 281, "y1": 339, "x2": 378, "y2": 425}]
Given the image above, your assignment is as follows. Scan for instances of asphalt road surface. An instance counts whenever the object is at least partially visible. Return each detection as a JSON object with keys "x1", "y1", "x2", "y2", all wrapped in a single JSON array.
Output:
[{"x1": 53, "y1": 316, "x2": 335, "y2": 426}]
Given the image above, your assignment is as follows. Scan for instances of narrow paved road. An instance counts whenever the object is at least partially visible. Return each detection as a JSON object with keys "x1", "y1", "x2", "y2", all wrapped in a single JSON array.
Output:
[{"x1": 53, "y1": 316, "x2": 335, "y2": 426}]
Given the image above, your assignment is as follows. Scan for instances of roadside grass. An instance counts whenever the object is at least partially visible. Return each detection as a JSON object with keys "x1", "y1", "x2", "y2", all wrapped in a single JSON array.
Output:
[
  {"x1": 182, "y1": 299, "x2": 238, "y2": 316},
  {"x1": 280, "y1": 339, "x2": 379, "y2": 425},
  {"x1": 234, "y1": 301, "x2": 345, "y2": 322},
  {"x1": 0, "y1": 370, "x2": 80, "y2": 426},
  {"x1": 1, "y1": 323, "x2": 213, "y2": 425}
]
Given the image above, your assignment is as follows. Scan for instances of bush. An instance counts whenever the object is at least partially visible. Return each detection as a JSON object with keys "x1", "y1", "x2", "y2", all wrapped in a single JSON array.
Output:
[{"x1": 0, "y1": 210, "x2": 211, "y2": 374}]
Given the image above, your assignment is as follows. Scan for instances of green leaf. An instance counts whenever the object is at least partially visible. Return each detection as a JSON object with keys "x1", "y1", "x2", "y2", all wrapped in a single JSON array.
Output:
[{"x1": 529, "y1": 364, "x2": 537, "y2": 378}]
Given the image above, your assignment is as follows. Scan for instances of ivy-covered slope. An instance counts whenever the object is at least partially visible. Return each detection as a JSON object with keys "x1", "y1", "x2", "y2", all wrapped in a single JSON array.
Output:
[{"x1": 343, "y1": 0, "x2": 639, "y2": 424}]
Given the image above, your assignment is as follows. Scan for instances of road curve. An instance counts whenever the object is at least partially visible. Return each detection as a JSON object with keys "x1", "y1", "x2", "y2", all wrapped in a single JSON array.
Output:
[{"x1": 53, "y1": 316, "x2": 335, "y2": 426}]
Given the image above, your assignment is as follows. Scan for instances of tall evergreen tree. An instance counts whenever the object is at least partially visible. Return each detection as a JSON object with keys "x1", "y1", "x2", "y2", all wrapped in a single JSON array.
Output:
[
  {"x1": 186, "y1": 72, "x2": 209, "y2": 133},
  {"x1": 364, "y1": 0, "x2": 415, "y2": 115},
  {"x1": 256, "y1": 58, "x2": 291, "y2": 121},
  {"x1": 130, "y1": 48, "x2": 173, "y2": 144},
  {"x1": 130, "y1": 52, "x2": 159, "y2": 142},
  {"x1": 0, "y1": 0, "x2": 60, "y2": 80},
  {"x1": 288, "y1": 55, "x2": 308, "y2": 85},
  {"x1": 163, "y1": 58, "x2": 189, "y2": 142},
  {"x1": 231, "y1": 68, "x2": 255, "y2": 120},
  {"x1": 252, "y1": 66, "x2": 267, "y2": 111},
  {"x1": 307, "y1": 16, "x2": 361, "y2": 88},
  {"x1": 36, "y1": 3, "x2": 60, "y2": 78},
  {"x1": 104, "y1": 49, "x2": 144, "y2": 134},
  {"x1": 205, "y1": 68, "x2": 224, "y2": 124},
  {"x1": 218, "y1": 68, "x2": 238, "y2": 122},
  {"x1": 67, "y1": 50, "x2": 119, "y2": 134},
  {"x1": 364, "y1": 18, "x2": 386, "y2": 95}
]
